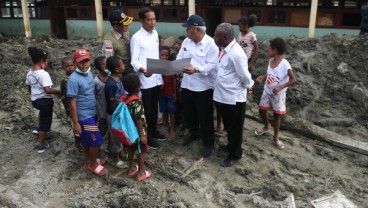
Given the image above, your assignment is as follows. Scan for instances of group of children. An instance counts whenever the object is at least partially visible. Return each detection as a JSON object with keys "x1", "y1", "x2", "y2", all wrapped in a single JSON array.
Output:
[
  {"x1": 26, "y1": 48, "x2": 152, "y2": 181},
  {"x1": 25, "y1": 14, "x2": 296, "y2": 178}
]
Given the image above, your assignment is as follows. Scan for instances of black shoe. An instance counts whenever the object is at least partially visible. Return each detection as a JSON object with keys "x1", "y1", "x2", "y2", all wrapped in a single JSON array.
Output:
[
  {"x1": 148, "y1": 138, "x2": 160, "y2": 150},
  {"x1": 154, "y1": 132, "x2": 166, "y2": 141},
  {"x1": 182, "y1": 136, "x2": 197, "y2": 146},
  {"x1": 202, "y1": 145, "x2": 214, "y2": 157},
  {"x1": 221, "y1": 158, "x2": 237, "y2": 167}
]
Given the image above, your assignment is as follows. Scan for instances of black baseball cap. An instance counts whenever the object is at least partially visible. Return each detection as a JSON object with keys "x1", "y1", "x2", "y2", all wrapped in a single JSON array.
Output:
[{"x1": 109, "y1": 9, "x2": 133, "y2": 26}]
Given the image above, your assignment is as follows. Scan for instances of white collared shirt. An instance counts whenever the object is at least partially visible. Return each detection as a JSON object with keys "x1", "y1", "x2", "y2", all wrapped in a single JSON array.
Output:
[
  {"x1": 130, "y1": 27, "x2": 163, "y2": 89},
  {"x1": 213, "y1": 39, "x2": 254, "y2": 105},
  {"x1": 176, "y1": 34, "x2": 218, "y2": 92}
]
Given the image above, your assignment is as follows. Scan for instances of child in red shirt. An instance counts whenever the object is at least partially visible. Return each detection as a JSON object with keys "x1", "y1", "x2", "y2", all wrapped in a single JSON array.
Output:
[{"x1": 159, "y1": 46, "x2": 176, "y2": 139}]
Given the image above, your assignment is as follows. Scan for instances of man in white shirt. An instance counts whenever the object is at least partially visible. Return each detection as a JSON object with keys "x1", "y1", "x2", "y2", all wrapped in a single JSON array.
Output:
[
  {"x1": 213, "y1": 23, "x2": 254, "y2": 167},
  {"x1": 102, "y1": 9, "x2": 134, "y2": 74},
  {"x1": 130, "y1": 7, "x2": 164, "y2": 150},
  {"x1": 176, "y1": 15, "x2": 218, "y2": 157}
]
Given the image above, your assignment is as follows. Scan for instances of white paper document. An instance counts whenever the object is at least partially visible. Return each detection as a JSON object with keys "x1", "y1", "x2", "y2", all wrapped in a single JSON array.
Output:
[{"x1": 147, "y1": 58, "x2": 191, "y2": 75}]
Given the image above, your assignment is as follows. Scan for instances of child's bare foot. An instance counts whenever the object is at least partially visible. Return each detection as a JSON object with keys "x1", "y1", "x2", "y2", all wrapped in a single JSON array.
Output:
[{"x1": 169, "y1": 129, "x2": 176, "y2": 140}]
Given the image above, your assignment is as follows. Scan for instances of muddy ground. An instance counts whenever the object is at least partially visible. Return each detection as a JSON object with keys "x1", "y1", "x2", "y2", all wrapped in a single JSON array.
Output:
[{"x1": 0, "y1": 34, "x2": 367, "y2": 208}]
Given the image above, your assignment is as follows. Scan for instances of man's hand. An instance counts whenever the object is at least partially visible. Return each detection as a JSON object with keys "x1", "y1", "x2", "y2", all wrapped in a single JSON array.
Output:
[
  {"x1": 183, "y1": 66, "x2": 196, "y2": 75},
  {"x1": 143, "y1": 71, "x2": 152, "y2": 77},
  {"x1": 256, "y1": 75, "x2": 266, "y2": 84},
  {"x1": 247, "y1": 88, "x2": 253, "y2": 94},
  {"x1": 139, "y1": 67, "x2": 152, "y2": 77}
]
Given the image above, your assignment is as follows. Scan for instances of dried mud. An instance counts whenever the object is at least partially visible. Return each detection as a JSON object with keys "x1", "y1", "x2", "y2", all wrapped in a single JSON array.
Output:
[{"x1": 0, "y1": 34, "x2": 367, "y2": 208}]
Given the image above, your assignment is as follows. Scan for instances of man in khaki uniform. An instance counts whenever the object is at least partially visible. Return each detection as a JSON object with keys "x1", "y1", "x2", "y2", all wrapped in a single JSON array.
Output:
[{"x1": 102, "y1": 9, "x2": 134, "y2": 74}]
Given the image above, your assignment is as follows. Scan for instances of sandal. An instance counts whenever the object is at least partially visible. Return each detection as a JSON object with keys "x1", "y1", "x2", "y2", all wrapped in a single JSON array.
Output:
[
  {"x1": 255, "y1": 127, "x2": 270, "y2": 136},
  {"x1": 127, "y1": 165, "x2": 139, "y2": 177},
  {"x1": 136, "y1": 170, "x2": 152, "y2": 181},
  {"x1": 275, "y1": 140, "x2": 285, "y2": 150},
  {"x1": 88, "y1": 165, "x2": 108, "y2": 176},
  {"x1": 96, "y1": 158, "x2": 107, "y2": 165},
  {"x1": 111, "y1": 160, "x2": 126, "y2": 169}
]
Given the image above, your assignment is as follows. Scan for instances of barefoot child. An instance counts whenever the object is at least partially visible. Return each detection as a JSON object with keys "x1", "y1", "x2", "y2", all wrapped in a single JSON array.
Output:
[
  {"x1": 159, "y1": 46, "x2": 176, "y2": 139},
  {"x1": 255, "y1": 38, "x2": 297, "y2": 150},
  {"x1": 67, "y1": 49, "x2": 108, "y2": 176},
  {"x1": 60, "y1": 56, "x2": 82, "y2": 152},
  {"x1": 26, "y1": 47, "x2": 60, "y2": 153},
  {"x1": 104, "y1": 56, "x2": 127, "y2": 169},
  {"x1": 93, "y1": 56, "x2": 109, "y2": 137},
  {"x1": 169, "y1": 36, "x2": 187, "y2": 135},
  {"x1": 123, "y1": 74, "x2": 152, "y2": 181},
  {"x1": 237, "y1": 14, "x2": 259, "y2": 72}
]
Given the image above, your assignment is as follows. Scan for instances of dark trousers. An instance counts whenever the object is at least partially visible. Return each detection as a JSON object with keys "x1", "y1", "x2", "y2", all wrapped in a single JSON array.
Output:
[
  {"x1": 32, "y1": 98, "x2": 54, "y2": 132},
  {"x1": 183, "y1": 89, "x2": 214, "y2": 146},
  {"x1": 221, "y1": 102, "x2": 246, "y2": 160},
  {"x1": 141, "y1": 85, "x2": 160, "y2": 139}
]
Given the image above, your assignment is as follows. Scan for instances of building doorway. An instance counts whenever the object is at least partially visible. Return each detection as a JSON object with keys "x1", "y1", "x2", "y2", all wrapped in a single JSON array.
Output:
[
  {"x1": 50, "y1": 7, "x2": 67, "y2": 39},
  {"x1": 202, "y1": 8, "x2": 222, "y2": 37}
]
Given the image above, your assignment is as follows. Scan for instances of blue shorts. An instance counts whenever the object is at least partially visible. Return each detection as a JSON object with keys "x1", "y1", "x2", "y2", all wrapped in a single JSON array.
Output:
[
  {"x1": 79, "y1": 117, "x2": 103, "y2": 147},
  {"x1": 159, "y1": 96, "x2": 176, "y2": 113},
  {"x1": 32, "y1": 98, "x2": 54, "y2": 132}
]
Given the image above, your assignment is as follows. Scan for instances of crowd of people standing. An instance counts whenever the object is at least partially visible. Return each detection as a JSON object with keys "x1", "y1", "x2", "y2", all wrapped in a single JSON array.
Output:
[{"x1": 25, "y1": 7, "x2": 297, "y2": 180}]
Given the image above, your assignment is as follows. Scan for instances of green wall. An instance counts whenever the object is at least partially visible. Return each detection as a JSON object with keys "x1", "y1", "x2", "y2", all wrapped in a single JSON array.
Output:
[
  {"x1": 249, "y1": 26, "x2": 360, "y2": 41},
  {"x1": 66, "y1": 20, "x2": 187, "y2": 39},
  {"x1": 0, "y1": 19, "x2": 51, "y2": 37},
  {"x1": 0, "y1": 19, "x2": 360, "y2": 40}
]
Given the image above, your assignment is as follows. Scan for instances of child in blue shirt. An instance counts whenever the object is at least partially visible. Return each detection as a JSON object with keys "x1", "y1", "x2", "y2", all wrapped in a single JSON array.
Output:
[
  {"x1": 67, "y1": 49, "x2": 108, "y2": 176},
  {"x1": 104, "y1": 56, "x2": 127, "y2": 169}
]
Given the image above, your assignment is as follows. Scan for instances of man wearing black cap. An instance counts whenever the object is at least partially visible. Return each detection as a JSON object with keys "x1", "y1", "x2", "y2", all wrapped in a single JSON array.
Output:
[
  {"x1": 176, "y1": 15, "x2": 218, "y2": 157},
  {"x1": 102, "y1": 9, "x2": 134, "y2": 74}
]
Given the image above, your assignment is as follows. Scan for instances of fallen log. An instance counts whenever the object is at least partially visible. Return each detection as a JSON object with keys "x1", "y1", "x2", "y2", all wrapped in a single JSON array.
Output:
[
  {"x1": 246, "y1": 107, "x2": 368, "y2": 156},
  {"x1": 181, "y1": 158, "x2": 204, "y2": 178}
]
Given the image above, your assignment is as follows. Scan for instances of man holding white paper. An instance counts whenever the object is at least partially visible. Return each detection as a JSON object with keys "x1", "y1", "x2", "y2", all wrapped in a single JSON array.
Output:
[
  {"x1": 176, "y1": 15, "x2": 218, "y2": 157},
  {"x1": 130, "y1": 7, "x2": 165, "y2": 150}
]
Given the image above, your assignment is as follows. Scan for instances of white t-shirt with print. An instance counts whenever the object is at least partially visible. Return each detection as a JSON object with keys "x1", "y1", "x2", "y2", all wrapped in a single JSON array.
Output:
[
  {"x1": 263, "y1": 58, "x2": 291, "y2": 95},
  {"x1": 25, "y1": 69, "x2": 53, "y2": 101},
  {"x1": 237, "y1": 31, "x2": 257, "y2": 59}
]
